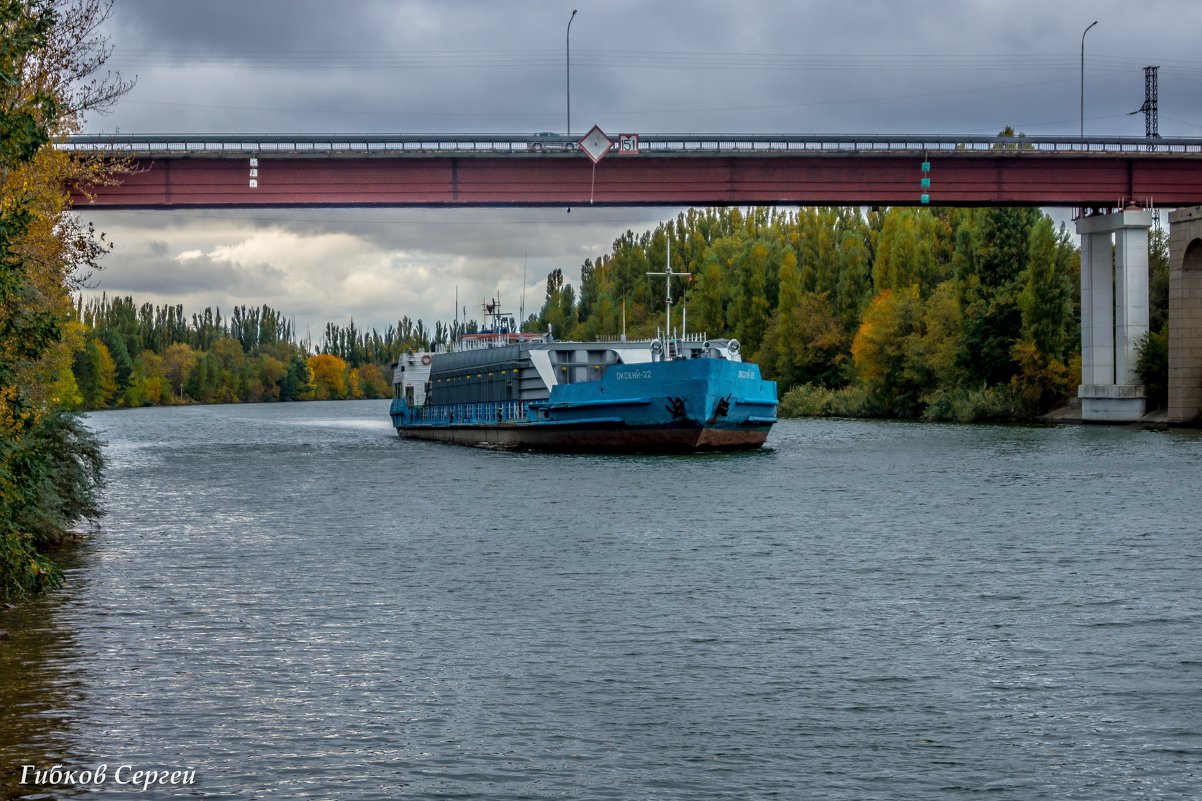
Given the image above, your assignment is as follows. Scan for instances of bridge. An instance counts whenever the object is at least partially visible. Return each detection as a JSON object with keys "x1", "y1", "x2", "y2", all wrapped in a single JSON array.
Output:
[
  {"x1": 63, "y1": 132, "x2": 1202, "y2": 425},
  {"x1": 63, "y1": 133, "x2": 1202, "y2": 209}
]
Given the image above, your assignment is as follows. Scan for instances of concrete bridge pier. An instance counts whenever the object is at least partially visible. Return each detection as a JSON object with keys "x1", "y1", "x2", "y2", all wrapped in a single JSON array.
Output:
[
  {"x1": 1168, "y1": 207, "x2": 1202, "y2": 422},
  {"x1": 1076, "y1": 209, "x2": 1153, "y2": 422}
]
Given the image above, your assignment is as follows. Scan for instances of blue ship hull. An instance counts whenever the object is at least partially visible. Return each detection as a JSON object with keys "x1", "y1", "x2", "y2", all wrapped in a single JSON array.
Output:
[{"x1": 390, "y1": 357, "x2": 777, "y2": 453}]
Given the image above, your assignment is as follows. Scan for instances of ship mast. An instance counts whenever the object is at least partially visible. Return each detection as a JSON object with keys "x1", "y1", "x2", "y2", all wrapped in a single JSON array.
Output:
[{"x1": 646, "y1": 238, "x2": 691, "y2": 358}]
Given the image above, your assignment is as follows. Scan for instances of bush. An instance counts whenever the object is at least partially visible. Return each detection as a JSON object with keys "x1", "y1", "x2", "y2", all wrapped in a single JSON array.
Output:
[
  {"x1": 0, "y1": 533, "x2": 62, "y2": 601},
  {"x1": 1136, "y1": 330, "x2": 1168, "y2": 409},
  {"x1": 920, "y1": 385, "x2": 1030, "y2": 423},
  {"x1": 779, "y1": 384, "x2": 875, "y2": 418},
  {"x1": 14, "y1": 412, "x2": 105, "y2": 550},
  {"x1": 1009, "y1": 339, "x2": 1076, "y2": 414}
]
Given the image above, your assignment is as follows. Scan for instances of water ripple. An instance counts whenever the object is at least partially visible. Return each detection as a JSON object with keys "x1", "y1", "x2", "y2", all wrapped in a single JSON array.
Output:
[{"x1": 0, "y1": 404, "x2": 1199, "y2": 800}]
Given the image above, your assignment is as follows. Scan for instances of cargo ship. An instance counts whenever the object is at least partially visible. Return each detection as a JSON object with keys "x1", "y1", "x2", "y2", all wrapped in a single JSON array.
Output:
[
  {"x1": 389, "y1": 318, "x2": 776, "y2": 454},
  {"x1": 389, "y1": 265, "x2": 777, "y2": 453}
]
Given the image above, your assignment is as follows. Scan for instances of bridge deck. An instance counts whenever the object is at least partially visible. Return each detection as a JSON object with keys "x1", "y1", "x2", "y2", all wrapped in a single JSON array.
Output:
[{"x1": 64, "y1": 133, "x2": 1202, "y2": 209}]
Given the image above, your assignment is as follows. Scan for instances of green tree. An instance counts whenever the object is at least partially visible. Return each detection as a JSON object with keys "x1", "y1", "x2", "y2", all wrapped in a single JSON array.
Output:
[
  {"x1": 851, "y1": 287, "x2": 925, "y2": 416},
  {"x1": 1018, "y1": 218, "x2": 1075, "y2": 360},
  {"x1": 830, "y1": 216, "x2": 875, "y2": 334},
  {"x1": 1019, "y1": 216, "x2": 1076, "y2": 356},
  {"x1": 759, "y1": 290, "x2": 847, "y2": 390},
  {"x1": 1136, "y1": 331, "x2": 1168, "y2": 409},
  {"x1": 907, "y1": 280, "x2": 965, "y2": 392},
  {"x1": 758, "y1": 252, "x2": 847, "y2": 390},
  {"x1": 127, "y1": 350, "x2": 168, "y2": 406},
  {"x1": 186, "y1": 352, "x2": 221, "y2": 403},
  {"x1": 211, "y1": 337, "x2": 247, "y2": 402},
  {"x1": 97, "y1": 328, "x2": 132, "y2": 395},
  {"x1": 162, "y1": 342, "x2": 197, "y2": 403},
  {"x1": 1149, "y1": 226, "x2": 1169, "y2": 333},
  {"x1": 959, "y1": 293, "x2": 1023, "y2": 387},
  {"x1": 255, "y1": 354, "x2": 287, "y2": 401},
  {"x1": 536, "y1": 268, "x2": 579, "y2": 337},
  {"x1": 730, "y1": 238, "x2": 778, "y2": 357},
  {"x1": 71, "y1": 337, "x2": 117, "y2": 408},
  {"x1": 872, "y1": 208, "x2": 947, "y2": 294},
  {"x1": 976, "y1": 207, "x2": 1041, "y2": 290},
  {"x1": 1007, "y1": 218, "x2": 1079, "y2": 412},
  {"x1": 280, "y1": 353, "x2": 314, "y2": 401},
  {"x1": 689, "y1": 252, "x2": 731, "y2": 336}
]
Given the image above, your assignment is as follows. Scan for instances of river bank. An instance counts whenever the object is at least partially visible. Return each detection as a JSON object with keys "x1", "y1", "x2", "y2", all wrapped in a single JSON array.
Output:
[{"x1": 1040, "y1": 397, "x2": 1176, "y2": 428}]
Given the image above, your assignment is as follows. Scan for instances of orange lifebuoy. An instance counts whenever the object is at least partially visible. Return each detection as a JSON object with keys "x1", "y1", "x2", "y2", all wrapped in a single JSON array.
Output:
[{"x1": 421, "y1": 355, "x2": 432, "y2": 365}]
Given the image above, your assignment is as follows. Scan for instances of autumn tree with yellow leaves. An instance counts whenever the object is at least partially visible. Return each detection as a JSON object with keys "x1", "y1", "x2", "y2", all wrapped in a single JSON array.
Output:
[{"x1": 1, "y1": 0, "x2": 130, "y2": 599}]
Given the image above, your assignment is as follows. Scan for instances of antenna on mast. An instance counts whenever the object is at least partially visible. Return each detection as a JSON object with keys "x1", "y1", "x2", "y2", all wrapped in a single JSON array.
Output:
[{"x1": 520, "y1": 252, "x2": 527, "y2": 333}]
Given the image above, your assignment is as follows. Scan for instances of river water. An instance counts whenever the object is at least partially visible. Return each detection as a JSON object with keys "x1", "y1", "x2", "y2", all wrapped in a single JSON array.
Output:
[{"x1": 1, "y1": 401, "x2": 1200, "y2": 800}]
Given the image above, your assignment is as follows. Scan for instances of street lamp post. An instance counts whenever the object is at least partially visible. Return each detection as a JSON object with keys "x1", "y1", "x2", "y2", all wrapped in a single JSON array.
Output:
[
  {"x1": 567, "y1": 9, "x2": 577, "y2": 136},
  {"x1": 1080, "y1": 20, "x2": 1098, "y2": 138}
]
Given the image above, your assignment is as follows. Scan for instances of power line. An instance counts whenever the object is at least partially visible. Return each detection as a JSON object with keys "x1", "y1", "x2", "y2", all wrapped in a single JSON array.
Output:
[
  {"x1": 106, "y1": 47, "x2": 1202, "y2": 75},
  {"x1": 118, "y1": 74, "x2": 1080, "y2": 119}
]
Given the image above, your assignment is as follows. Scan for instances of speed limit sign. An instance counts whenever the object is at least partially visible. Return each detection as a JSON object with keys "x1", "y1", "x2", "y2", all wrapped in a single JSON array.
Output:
[{"x1": 617, "y1": 134, "x2": 640, "y2": 155}]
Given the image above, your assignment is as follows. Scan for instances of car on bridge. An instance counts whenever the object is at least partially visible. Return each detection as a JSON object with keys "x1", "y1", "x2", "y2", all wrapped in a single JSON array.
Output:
[{"x1": 526, "y1": 132, "x2": 577, "y2": 152}]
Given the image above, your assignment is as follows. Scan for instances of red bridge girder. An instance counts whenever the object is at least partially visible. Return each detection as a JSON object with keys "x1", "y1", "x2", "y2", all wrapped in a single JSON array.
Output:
[{"x1": 71, "y1": 153, "x2": 1202, "y2": 209}]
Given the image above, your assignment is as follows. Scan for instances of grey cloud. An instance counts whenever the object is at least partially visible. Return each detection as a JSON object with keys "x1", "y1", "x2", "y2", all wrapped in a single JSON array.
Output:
[
  {"x1": 90, "y1": 247, "x2": 253, "y2": 296},
  {"x1": 110, "y1": 0, "x2": 398, "y2": 54},
  {"x1": 99, "y1": 0, "x2": 1202, "y2": 138}
]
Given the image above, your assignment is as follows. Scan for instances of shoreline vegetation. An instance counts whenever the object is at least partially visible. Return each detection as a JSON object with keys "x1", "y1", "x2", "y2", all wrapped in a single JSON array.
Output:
[
  {"x1": 71, "y1": 297, "x2": 430, "y2": 407},
  {"x1": 2, "y1": 0, "x2": 133, "y2": 602}
]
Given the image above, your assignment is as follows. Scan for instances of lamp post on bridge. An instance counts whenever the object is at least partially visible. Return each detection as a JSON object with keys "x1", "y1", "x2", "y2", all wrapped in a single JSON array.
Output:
[
  {"x1": 567, "y1": 9, "x2": 578, "y2": 137},
  {"x1": 1080, "y1": 20, "x2": 1098, "y2": 138}
]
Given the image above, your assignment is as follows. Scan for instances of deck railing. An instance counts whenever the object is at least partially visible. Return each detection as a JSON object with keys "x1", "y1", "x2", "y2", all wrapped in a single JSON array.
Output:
[
  {"x1": 405, "y1": 400, "x2": 533, "y2": 426},
  {"x1": 59, "y1": 133, "x2": 1202, "y2": 157}
]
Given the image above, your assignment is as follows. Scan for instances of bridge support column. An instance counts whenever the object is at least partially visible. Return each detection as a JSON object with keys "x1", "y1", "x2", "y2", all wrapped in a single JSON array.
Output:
[
  {"x1": 1167, "y1": 207, "x2": 1202, "y2": 423},
  {"x1": 1076, "y1": 209, "x2": 1152, "y2": 421}
]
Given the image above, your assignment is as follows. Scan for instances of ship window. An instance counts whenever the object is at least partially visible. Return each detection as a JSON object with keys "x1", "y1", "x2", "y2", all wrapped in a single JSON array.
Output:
[{"x1": 573, "y1": 366, "x2": 590, "y2": 383}]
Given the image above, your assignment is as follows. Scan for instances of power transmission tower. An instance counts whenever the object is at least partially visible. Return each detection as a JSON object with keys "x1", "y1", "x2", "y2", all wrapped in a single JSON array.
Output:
[{"x1": 1134, "y1": 66, "x2": 1159, "y2": 139}]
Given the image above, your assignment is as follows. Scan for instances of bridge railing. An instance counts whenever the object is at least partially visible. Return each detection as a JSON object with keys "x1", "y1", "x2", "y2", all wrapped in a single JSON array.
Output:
[{"x1": 58, "y1": 132, "x2": 1202, "y2": 156}]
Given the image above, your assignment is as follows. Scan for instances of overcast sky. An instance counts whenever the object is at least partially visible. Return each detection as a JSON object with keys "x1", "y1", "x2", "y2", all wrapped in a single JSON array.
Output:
[{"x1": 76, "y1": 0, "x2": 1202, "y2": 336}]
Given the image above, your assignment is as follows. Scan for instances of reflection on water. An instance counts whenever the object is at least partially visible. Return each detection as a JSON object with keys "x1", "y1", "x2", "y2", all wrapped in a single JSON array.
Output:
[
  {"x1": 1, "y1": 400, "x2": 1200, "y2": 800},
  {"x1": 0, "y1": 549, "x2": 90, "y2": 799}
]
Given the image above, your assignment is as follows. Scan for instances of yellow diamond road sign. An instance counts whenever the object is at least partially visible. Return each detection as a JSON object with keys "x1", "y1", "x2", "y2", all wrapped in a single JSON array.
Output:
[{"x1": 578, "y1": 125, "x2": 613, "y2": 163}]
